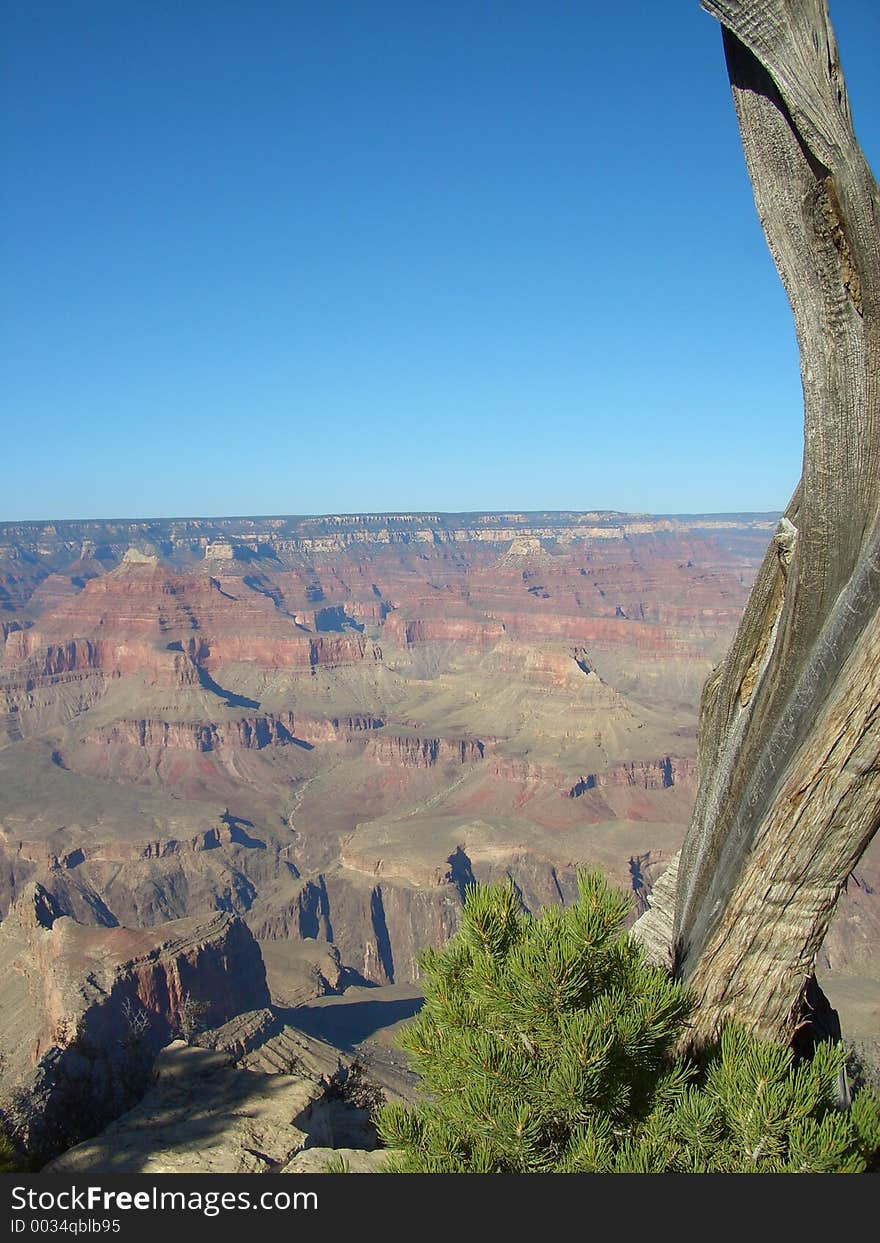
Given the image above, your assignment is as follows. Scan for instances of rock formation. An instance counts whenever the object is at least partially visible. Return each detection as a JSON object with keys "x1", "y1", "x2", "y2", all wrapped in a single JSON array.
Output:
[
  {"x1": 0, "y1": 508, "x2": 874, "y2": 1097},
  {"x1": 41, "y1": 1040, "x2": 380, "y2": 1175},
  {"x1": 0, "y1": 885, "x2": 269, "y2": 1160}
]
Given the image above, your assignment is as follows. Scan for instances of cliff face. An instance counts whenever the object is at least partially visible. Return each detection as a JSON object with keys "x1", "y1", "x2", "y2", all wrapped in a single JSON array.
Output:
[
  {"x1": 566, "y1": 756, "x2": 694, "y2": 795},
  {"x1": 0, "y1": 885, "x2": 269, "y2": 1160},
  {"x1": 0, "y1": 509, "x2": 777, "y2": 555},
  {"x1": 38, "y1": 1043, "x2": 331, "y2": 1175},
  {"x1": 4, "y1": 510, "x2": 872, "y2": 1049},
  {"x1": 31, "y1": 909, "x2": 269, "y2": 1059},
  {"x1": 85, "y1": 713, "x2": 299, "y2": 751},
  {"x1": 383, "y1": 614, "x2": 507, "y2": 647},
  {"x1": 1, "y1": 562, "x2": 379, "y2": 688},
  {"x1": 363, "y1": 735, "x2": 485, "y2": 768},
  {"x1": 292, "y1": 714, "x2": 385, "y2": 742},
  {"x1": 318, "y1": 871, "x2": 462, "y2": 986}
]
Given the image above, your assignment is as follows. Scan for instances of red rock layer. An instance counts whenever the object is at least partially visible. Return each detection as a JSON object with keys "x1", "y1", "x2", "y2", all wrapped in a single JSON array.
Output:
[
  {"x1": 487, "y1": 754, "x2": 694, "y2": 793},
  {"x1": 28, "y1": 908, "x2": 269, "y2": 1062},
  {"x1": 84, "y1": 713, "x2": 298, "y2": 751},
  {"x1": 363, "y1": 735, "x2": 485, "y2": 768},
  {"x1": 3, "y1": 562, "x2": 379, "y2": 679}
]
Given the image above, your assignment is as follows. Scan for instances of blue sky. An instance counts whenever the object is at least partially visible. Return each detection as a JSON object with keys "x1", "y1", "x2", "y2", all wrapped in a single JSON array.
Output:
[{"x1": 3, "y1": 1, "x2": 878, "y2": 521}]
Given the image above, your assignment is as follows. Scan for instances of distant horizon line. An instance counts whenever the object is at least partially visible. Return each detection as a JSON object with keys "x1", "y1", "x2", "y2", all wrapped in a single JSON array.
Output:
[{"x1": 0, "y1": 507, "x2": 784, "y2": 528}]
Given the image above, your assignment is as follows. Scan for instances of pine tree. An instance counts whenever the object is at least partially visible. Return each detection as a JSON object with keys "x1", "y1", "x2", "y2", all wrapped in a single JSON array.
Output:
[{"x1": 378, "y1": 873, "x2": 880, "y2": 1173}]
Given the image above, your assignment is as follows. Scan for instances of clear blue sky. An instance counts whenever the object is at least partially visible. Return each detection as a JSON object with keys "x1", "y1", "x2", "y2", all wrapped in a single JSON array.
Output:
[{"x1": 3, "y1": 1, "x2": 878, "y2": 521}]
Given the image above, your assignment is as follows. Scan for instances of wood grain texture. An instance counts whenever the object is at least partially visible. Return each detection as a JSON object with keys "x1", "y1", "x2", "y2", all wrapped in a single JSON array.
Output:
[{"x1": 673, "y1": 1, "x2": 880, "y2": 1045}]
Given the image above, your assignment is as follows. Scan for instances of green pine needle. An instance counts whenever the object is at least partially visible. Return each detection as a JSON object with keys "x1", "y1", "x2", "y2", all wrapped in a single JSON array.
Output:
[{"x1": 377, "y1": 871, "x2": 878, "y2": 1174}]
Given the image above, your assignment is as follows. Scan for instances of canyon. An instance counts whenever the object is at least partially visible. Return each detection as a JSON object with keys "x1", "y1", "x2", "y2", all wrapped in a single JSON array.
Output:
[{"x1": 0, "y1": 510, "x2": 876, "y2": 1161}]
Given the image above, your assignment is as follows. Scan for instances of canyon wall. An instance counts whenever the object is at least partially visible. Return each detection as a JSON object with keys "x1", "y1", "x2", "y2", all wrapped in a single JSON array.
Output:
[{"x1": 1, "y1": 510, "x2": 872, "y2": 1046}]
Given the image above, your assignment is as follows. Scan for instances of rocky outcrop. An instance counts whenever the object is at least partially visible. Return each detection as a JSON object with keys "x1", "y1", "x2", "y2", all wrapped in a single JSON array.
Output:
[
  {"x1": 567, "y1": 757, "x2": 695, "y2": 796},
  {"x1": 0, "y1": 820, "x2": 283, "y2": 871},
  {"x1": 0, "y1": 888, "x2": 270, "y2": 1161},
  {"x1": 283, "y1": 1147, "x2": 390, "y2": 1173},
  {"x1": 491, "y1": 611, "x2": 703, "y2": 655},
  {"x1": 488, "y1": 757, "x2": 580, "y2": 787},
  {"x1": 364, "y1": 735, "x2": 485, "y2": 768},
  {"x1": 483, "y1": 754, "x2": 694, "y2": 795},
  {"x1": 247, "y1": 878, "x2": 333, "y2": 943},
  {"x1": 293, "y1": 714, "x2": 385, "y2": 743},
  {"x1": 33, "y1": 912, "x2": 268, "y2": 1060},
  {"x1": 4, "y1": 635, "x2": 102, "y2": 673},
  {"x1": 323, "y1": 847, "x2": 596, "y2": 986},
  {"x1": 84, "y1": 713, "x2": 299, "y2": 751},
  {"x1": 3, "y1": 635, "x2": 201, "y2": 689},
  {"x1": 316, "y1": 871, "x2": 462, "y2": 985},
  {"x1": 40, "y1": 1043, "x2": 326, "y2": 1174},
  {"x1": 628, "y1": 850, "x2": 677, "y2": 917},
  {"x1": 383, "y1": 614, "x2": 506, "y2": 647},
  {"x1": 194, "y1": 1007, "x2": 284, "y2": 1061},
  {"x1": 257, "y1": 940, "x2": 352, "y2": 1008},
  {"x1": 41, "y1": 1035, "x2": 388, "y2": 1174},
  {"x1": 18, "y1": 512, "x2": 880, "y2": 1067},
  {"x1": 0, "y1": 669, "x2": 106, "y2": 739},
  {"x1": 2, "y1": 562, "x2": 379, "y2": 683}
]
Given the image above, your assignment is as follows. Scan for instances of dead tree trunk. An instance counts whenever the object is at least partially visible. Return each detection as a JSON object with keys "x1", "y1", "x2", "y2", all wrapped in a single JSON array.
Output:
[{"x1": 670, "y1": 0, "x2": 880, "y2": 1047}]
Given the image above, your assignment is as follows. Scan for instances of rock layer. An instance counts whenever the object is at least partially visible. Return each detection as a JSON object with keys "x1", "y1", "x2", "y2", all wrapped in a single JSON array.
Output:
[
  {"x1": 0, "y1": 511, "x2": 872, "y2": 1050},
  {"x1": 0, "y1": 886, "x2": 269, "y2": 1160}
]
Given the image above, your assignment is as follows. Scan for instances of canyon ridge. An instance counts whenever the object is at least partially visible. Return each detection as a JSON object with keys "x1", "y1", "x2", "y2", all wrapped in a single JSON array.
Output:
[{"x1": 1, "y1": 510, "x2": 877, "y2": 1161}]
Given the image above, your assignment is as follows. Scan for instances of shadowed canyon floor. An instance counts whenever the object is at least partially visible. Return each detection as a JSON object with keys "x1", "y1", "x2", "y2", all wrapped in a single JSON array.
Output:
[{"x1": 0, "y1": 511, "x2": 876, "y2": 1163}]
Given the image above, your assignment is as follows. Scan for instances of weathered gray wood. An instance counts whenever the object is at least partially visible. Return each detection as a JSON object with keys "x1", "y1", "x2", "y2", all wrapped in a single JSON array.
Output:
[{"x1": 671, "y1": 0, "x2": 880, "y2": 1046}]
